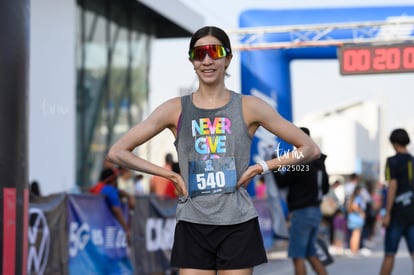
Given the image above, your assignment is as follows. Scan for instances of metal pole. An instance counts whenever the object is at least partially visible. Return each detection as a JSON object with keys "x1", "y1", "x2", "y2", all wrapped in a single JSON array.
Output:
[{"x1": 0, "y1": 0, "x2": 30, "y2": 274}]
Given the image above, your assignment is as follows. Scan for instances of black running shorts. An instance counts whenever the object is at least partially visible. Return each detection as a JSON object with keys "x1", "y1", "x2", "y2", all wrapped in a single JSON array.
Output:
[{"x1": 170, "y1": 217, "x2": 268, "y2": 270}]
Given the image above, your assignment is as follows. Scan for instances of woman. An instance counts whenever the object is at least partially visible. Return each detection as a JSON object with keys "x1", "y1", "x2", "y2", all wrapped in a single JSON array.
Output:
[
  {"x1": 108, "y1": 26, "x2": 320, "y2": 275},
  {"x1": 346, "y1": 185, "x2": 365, "y2": 255}
]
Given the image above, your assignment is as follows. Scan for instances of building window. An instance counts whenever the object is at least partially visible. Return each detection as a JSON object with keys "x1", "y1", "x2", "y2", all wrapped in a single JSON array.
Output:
[{"x1": 76, "y1": 0, "x2": 152, "y2": 190}]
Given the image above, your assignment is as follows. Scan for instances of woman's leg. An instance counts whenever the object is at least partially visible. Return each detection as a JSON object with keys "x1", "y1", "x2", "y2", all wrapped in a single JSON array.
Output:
[
  {"x1": 219, "y1": 267, "x2": 253, "y2": 275},
  {"x1": 349, "y1": 229, "x2": 361, "y2": 254},
  {"x1": 180, "y1": 269, "x2": 217, "y2": 275}
]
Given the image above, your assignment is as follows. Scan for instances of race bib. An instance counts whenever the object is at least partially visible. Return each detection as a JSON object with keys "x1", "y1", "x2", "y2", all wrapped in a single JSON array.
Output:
[{"x1": 188, "y1": 157, "x2": 237, "y2": 197}]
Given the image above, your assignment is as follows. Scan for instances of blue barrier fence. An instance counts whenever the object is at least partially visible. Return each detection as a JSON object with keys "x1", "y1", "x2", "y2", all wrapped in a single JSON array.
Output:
[{"x1": 28, "y1": 193, "x2": 284, "y2": 275}]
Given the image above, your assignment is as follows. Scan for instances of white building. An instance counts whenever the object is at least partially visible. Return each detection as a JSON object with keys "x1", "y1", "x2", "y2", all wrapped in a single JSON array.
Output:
[{"x1": 297, "y1": 101, "x2": 381, "y2": 181}]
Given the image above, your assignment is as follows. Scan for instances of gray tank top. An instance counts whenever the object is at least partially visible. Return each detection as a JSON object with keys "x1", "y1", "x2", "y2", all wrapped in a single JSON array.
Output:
[{"x1": 174, "y1": 91, "x2": 258, "y2": 225}]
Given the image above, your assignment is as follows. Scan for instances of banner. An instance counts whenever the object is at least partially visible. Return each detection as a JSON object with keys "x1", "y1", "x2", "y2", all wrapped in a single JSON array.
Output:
[
  {"x1": 68, "y1": 195, "x2": 133, "y2": 274},
  {"x1": 253, "y1": 198, "x2": 274, "y2": 249},
  {"x1": 28, "y1": 193, "x2": 279, "y2": 275},
  {"x1": 28, "y1": 194, "x2": 68, "y2": 275},
  {"x1": 130, "y1": 195, "x2": 177, "y2": 275}
]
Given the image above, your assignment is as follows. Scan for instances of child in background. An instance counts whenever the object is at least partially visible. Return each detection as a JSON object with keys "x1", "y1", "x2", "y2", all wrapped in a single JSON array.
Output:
[{"x1": 255, "y1": 176, "x2": 267, "y2": 199}]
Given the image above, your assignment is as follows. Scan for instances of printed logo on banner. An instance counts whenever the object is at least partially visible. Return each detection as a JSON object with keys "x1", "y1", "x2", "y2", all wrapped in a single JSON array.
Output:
[
  {"x1": 69, "y1": 222, "x2": 91, "y2": 257},
  {"x1": 28, "y1": 208, "x2": 50, "y2": 275},
  {"x1": 69, "y1": 222, "x2": 128, "y2": 257},
  {"x1": 146, "y1": 218, "x2": 176, "y2": 251},
  {"x1": 68, "y1": 196, "x2": 133, "y2": 274}
]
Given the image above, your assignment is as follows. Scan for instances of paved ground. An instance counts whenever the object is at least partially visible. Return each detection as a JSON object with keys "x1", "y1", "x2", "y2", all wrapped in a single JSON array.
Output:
[{"x1": 253, "y1": 238, "x2": 412, "y2": 275}]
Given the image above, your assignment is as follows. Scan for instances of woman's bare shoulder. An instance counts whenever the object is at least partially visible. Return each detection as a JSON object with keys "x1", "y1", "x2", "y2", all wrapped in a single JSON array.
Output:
[
  {"x1": 241, "y1": 94, "x2": 271, "y2": 106},
  {"x1": 241, "y1": 94, "x2": 276, "y2": 118},
  {"x1": 159, "y1": 96, "x2": 181, "y2": 107},
  {"x1": 152, "y1": 96, "x2": 181, "y2": 115},
  {"x1": 152, "y1": 96, "x2": 182, "y2": 126}
]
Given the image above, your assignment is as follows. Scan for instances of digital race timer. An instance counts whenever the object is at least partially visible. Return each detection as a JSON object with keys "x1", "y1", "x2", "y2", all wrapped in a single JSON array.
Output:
[{"x1": 339, "y1": 43, "x2": 414, "y2": 75}]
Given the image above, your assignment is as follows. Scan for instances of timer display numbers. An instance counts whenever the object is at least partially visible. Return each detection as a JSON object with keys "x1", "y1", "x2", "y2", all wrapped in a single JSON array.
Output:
[{"x1": 339, "y1": 43, "x2": 414, "y2": 75}]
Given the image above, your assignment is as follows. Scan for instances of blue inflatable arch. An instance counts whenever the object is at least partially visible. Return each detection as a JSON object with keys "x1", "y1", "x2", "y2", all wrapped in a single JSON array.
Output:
[{"x1": 239, "y1": 6, "x2": 414, "y2": 164}]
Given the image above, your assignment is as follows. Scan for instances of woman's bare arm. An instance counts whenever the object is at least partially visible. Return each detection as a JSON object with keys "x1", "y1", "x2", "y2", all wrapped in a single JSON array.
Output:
[
  {"x1": 238, "y1": 95, "x2": 321, "y2": 187},
  {"x1": 107, "y1": 97, "x2": 187, "y2": 196}
]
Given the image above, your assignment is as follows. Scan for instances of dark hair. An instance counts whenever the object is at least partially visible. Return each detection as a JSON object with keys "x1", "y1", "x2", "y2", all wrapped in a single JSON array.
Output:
[
  {"x1": 165, "y1": 153, "x2": 174, "y2": 164},
  {"x1": 172, "y1": 162, "x2": 181, "y2": 174},
  {"x1": 189, "y1": 26, "x2": 232, "y2": 56},
  {"x1": 349, "y1": 173, "x2": 358, "y2": 180},
  {"x1": 349, "y1": 184, "x2": 362, "y2": 205},
  {"x1": 389, "y1": 128, "x2": 410, "y2": 146},
  {"x1": 300, "y1": 127, "x2": 310, "y2": 137},
  {"x1": 99, "y1": 168, "x2": 118, "y2": 183},
  {"x1": 30, "y1": 181, "x2": 41, "y2": 196}
]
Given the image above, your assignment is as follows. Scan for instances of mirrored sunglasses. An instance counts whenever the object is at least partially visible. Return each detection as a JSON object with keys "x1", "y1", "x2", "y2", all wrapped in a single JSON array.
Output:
[{"x1": 189, "y1": 44, "x2": 230, "y2": 61}]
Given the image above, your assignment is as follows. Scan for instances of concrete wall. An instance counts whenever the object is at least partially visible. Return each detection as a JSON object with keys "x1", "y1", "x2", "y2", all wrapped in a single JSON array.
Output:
[{"x1": 29, "y1": 0, "x2": 76, "y2": 195}]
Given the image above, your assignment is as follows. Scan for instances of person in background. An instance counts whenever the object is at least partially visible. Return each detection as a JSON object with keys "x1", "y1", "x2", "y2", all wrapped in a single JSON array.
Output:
[
  {"x1": 99, "y1": 167, "x2": 135, "y2": 245},
  {"x1": 343, "y1": 173, "x2": 371, "y2": 255},
  {"x1": 359, "y1": 181, "x2": 373, "y2": 250},
  {"x1": 107, "y1": 26, "x2": 320, "y2": 275},
  {"x1": 379, "y1": 128, "x2": 414, "y2": 275},
  {"x1": 329, "y1": 179, "x2": 347, "y2": 254},
  {"x1": 134, "y1": 174, "x2": 146, "y2": 195},
  {"x1": 363, "y1": 180, "x2": 382, "y2": 247},
  {"x1": 333, "y1": 177, "x2": 346, "y2": 208},
  {"x1": 344, "y1": 173, "x2": 360, "y2": 203},
  {"x1": 346, "y1": 185, "x2": 366, "y2": 256},
  {"x1": 320, "y1": 180, "x2": 341, "y2": 251},
  {"x1": 255, "y1": 176, "x2": 267, "y2": 199},
  {"x1": 90, "y1": 167, "x2": 119, "y2": 195},
  {"x1": 30, "y1": 180, "x2": 41, "y2": 197},
  {"x1": 274, "y1": 127, "x2": 328, "y2": 275},
  {"x1": 117, "y1": 166, "x2": 135, "y2": 196},
  {"x1": 164, "y1": 161, "x2": 181, "y2": 199},
  {"x1": 150, "y1": 153, "x2": 174, "y2": 197}
]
